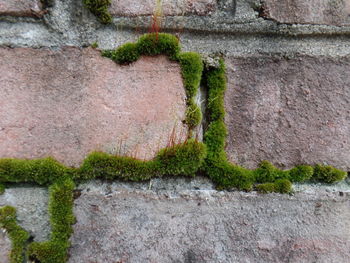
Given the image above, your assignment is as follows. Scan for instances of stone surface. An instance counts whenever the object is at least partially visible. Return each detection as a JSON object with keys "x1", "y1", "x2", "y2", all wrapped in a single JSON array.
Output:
[
  {"x1": 0, "y1": 230, "x2": 11, "y2": 263},
  {"x1": 109, "y1": 0, "x2": 216, "y2": 16},
  {"x1": 69, "y1": 182, "x2": 350, "y2": 263},
  {"x1": 225, "y1": 55, "x2": 350, "y2": 171},
  {"x1": 0, "y1": 48, "x2": 187, "y2": 167},
  {"x1": 0, "y1": 187, "x2": 50, "y2": 242},
  {"x1": 0, "y1": 0, "x2": 42, "y2": 17},
  {"x1": 261, "y1": 0, "x2": 350, "y2": 26}
]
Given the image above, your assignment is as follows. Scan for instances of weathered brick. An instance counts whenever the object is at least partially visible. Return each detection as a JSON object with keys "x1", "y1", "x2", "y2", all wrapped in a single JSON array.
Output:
[
  {"x1": 261, "y1": 0, "x2": 350, "y2": 26},
  {"x1": 0, "y1": 47, "x2": 187, "y2": 167},
  {"x1": 69, "y1": 185, "x2": 350, "y2": 262},
  {"x1": 0, "y1": 0, "x2": 42, "y2": 17},
  {"x1": 225, "y1": 55, "x2": 350, "y2": 170},
  {"x1": 110, "y1": 0, "x2": 216, "y2": 16},
  {"x1": 0, "y1": 231, "x2": 10, "y2": 263}
]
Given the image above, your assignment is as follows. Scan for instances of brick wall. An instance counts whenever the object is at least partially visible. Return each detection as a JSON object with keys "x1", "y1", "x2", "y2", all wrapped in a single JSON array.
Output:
[{"x1": 0, "y1": 0, "x2": 350, "y2": 262}]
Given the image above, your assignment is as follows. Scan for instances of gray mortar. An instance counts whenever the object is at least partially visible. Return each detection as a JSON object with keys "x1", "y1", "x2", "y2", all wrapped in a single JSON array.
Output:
[
  {"x1": 1, "y1": 0, "x2": 350, "y2": 57},
  {"x1": 0, "y1": 186, "x2": 50, "y2": 242},
  {"x1": 70, "y1": 180, "x2": 350, "y2": 263}
]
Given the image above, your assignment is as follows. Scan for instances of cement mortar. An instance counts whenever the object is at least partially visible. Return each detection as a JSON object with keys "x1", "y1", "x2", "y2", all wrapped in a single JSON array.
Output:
[
  {"x1": 0, "y1": 186, "x2": 50, "y2": 242},
  {"x1": 70, "y1": 179, "x2": 350, "y2": 263}
]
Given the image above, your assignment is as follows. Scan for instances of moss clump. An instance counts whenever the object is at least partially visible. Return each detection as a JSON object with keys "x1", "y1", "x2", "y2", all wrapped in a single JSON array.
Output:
[
  {"x1": 156, "y1": 139, "x2": 207, "y2": 176},
  {"x1": 28, "y1": 178, "x2": 75, "y2": 263},
  {"x1": 254, "y1": 161, "x2": 289, "y2": 183},
  {"x1": 0, "y1": 157, "x2": 71, "y2": 186},
  {"x1": 137, "y1": 33, "x2": 180, "y2": 60},
  {"x1": 102, "y1": 43, "x2": 140, "y2": 64},
  {"x1": 0, "y1": 206, "x2": 30, "y2": 263},
  {"x1": 78, "y1": 139, "x2": 207, "y2": 181},
  {"x1": 312, "y1": 164, "x2": 347, "y2": 184},
  {"x1": 288, "y1": 165, "x2": 314, "y2": 182},
  {"x1": 83, "y1": 0, "x2": 112, "y2": 24},
  {"x1": 256, "y1": 179, "x2": 292, "y2": 194}
]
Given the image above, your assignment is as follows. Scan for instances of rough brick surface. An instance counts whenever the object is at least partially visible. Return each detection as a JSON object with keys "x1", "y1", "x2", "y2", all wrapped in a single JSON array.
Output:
[
  {"x1": 225, "y1": 56, "x2": 350, "y2": 170},
  {"x1": 261, "y1": 0, "x2": 350, "y2": 25},
  {"x1": 0, "y1": 48, "x2": 187, "y2": 167},
  {"x1": 0, "y1": 231, "x2": 11, "y2": 263},
  {"x1": 0, "y1": 0, "x2": 42, "y2": 17},
  {"x1": 110, "y1": 0, "x2": 216, "y2": 16},
  {"x1": 69, "y1": 185, "x2": 350, "y2": 263}
]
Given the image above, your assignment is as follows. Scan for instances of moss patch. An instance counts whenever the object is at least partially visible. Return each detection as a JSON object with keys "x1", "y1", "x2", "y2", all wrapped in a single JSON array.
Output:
[
  {"x1": 0, "y1": 206, "x2": 30, "y2": 263},
  {"x1": 83, "y1": 0, "x2": 112, "y2": 24}
]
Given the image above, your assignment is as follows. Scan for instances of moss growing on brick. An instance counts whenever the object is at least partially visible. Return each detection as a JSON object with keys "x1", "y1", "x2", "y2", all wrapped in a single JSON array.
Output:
[
  {"x1": 0, "y1": 157, "x2": 72, "y2": 186},
  {"x1": 28, "y1": 178, "x2": 75, "y2": 263},
  {"x1": 312, "y1": 164, "x2": 347, "y2": 184},
  {"x1": 78, "y1": 139, "x2": 207, "y2": 181},
  {"x1": 254, "y1": 160, "x2": 289, "y2": 183},
  {"x1": 288, "y1": 165, "x2": 314, "y2": 182},
  {"x1": 83, "y1": 0, "x2": 112, "y2": 24},
  {"x1": 0, "y1": 206, "x2": 30, "y2": 263},
  {"x1": 256, "y1": 179, "x2": 292, "y2": 194},
  {"x1": 102, "y1": 33, "x2": 203, "y2": 133}
]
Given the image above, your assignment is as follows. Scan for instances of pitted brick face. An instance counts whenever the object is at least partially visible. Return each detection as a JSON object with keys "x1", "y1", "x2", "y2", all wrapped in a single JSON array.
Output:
[
  {"x1": 225, "y1": 55, "x2": 350, "y2": 170},
  {"x1": 0, "y1": 0, "x2": 42, "y2": 17},
  {"x1": 261, "y1": 0, "x2": 350, "y2": 26},
  {"x1": 109, "y1": 0, "x2": 217, "y2": 16},
  {"x1": 0, "y1": 47, "x2": 188, "y2": 167}
]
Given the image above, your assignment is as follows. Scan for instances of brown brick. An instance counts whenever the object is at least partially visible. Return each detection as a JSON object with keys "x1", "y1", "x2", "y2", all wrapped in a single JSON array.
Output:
[
  {"x1": 261, "y1": 0, "x2": 350, "y2": 26},
  {"x1": 109, "y1": 0, "x2": 216, "y2": 16},
  {"x1": 0, "y1": 47, "x2": 187, "y2": 167},
  {"x1": 225, "y1": 55, "x2": 350, "y2": 170},
  {"x1": 0, "y1": 0, "x2": 42, "y2": 17}
]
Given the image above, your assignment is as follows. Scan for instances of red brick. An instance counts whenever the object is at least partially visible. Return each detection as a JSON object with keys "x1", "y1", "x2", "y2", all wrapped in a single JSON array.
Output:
[
  {"x1": 0, "y1": 0, "x2": 42, "y2": 17},
  {"x1": 225, "y1": 55, "x2": 350, "y2": 170},
  {"x1": 109, "y1": 0, "x2": 216, "y2": 16},
  {"x1": 261, "y1": 0, "x2": 350, "y2": 26},
  {"x1": 0, "y1": 47, "x2": 188, "y2": 167}
]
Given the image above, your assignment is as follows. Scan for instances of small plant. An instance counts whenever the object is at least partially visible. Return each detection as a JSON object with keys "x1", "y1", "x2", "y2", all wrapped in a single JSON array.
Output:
[
  {"x1": 150, "y1": 0, "x2": 163, "y2": 39},
  {"x1": 312, "y1": 164, "x2": 347, "y2": 184},
  {"x1": 91, "y1": 42, "x2": 99, "y2": 49},
  {"x1": 83, "y1": 0, "x2": 112, "y2": 24}
]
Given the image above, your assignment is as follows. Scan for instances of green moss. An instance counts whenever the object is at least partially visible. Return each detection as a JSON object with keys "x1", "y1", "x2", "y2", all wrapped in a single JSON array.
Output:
[
  {"x1": 0, "y1": 184, "x2": 4, "y2": 195},
  {"x1": 83, "y1": 0, "x2": 112, "y2": 24},
  {"x1": 78, "y1": 139, "x2": 207, "y2": 181},
  {"x1": 254, "y1": 161, "x2": 289, "y2": 183},
  {"x1": 91, "y1": 42, "x2": 99, "y2": 49},
  {"x1": 312, "y1": 164, "x2": 347, "y2": 184},
  {"x1": 288, "y1": 165, "x2": 314, "y2": 182},
  {"x1": 185, "y1": 103, "x2": 202, "y2": 129},
  {"x1": 274, "y1": 179, "x2": 292, "y2": 193},
  {"x1": 102, "y1": 43, "x2": 140, "y2": 64},
  {"x1": 256, "y1": 179, "x2": 292, "y2": 194},
  {"x1": 0, "y1": 157, "x2": 71, "y2": 185},
  {"x1": 28, "y1": 178, "x2": 75, "y2": 263},
  {"x1": 156, "y1": 139, "x2": 207, "y2": 176},
  {"x1": 137, "y1": 33, "x2": 180, "y2": 60},
  {"x1": 0, "y1": 206, "x2": 30, "y2": 263}
]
